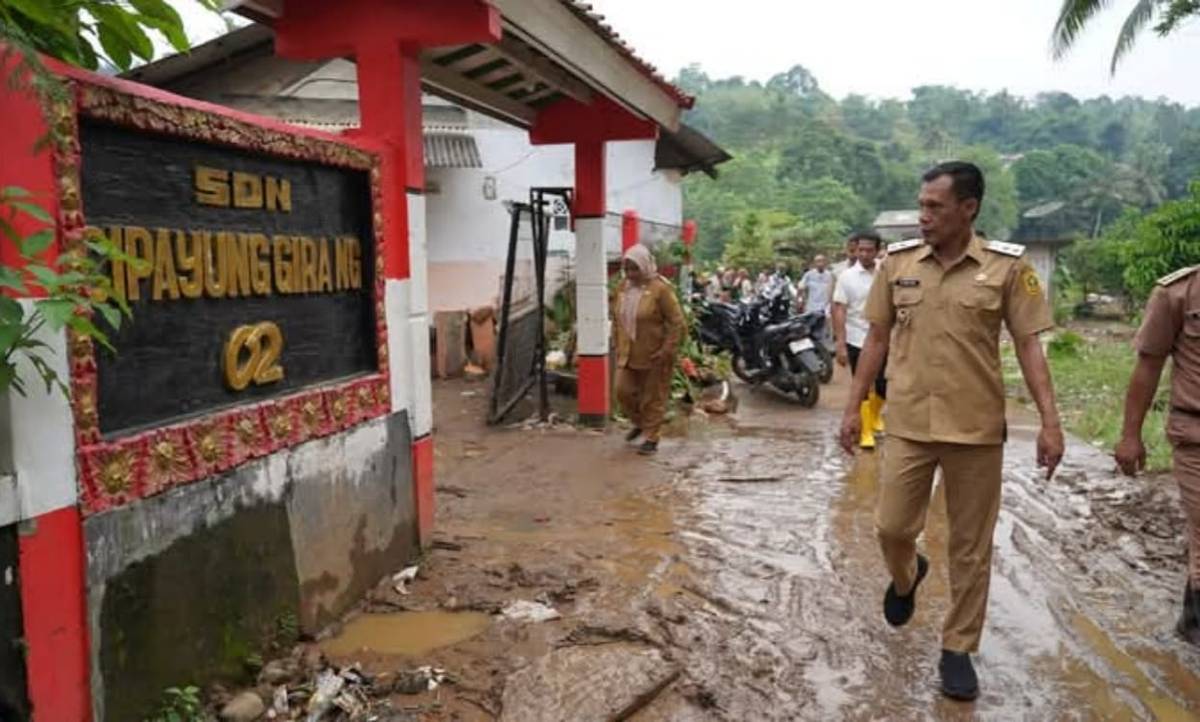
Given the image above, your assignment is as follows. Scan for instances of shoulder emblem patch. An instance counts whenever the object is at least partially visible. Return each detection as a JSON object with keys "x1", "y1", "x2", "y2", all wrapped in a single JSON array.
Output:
[
  {"x1": 1021, "y1": 267, "x2": 1042, "y2": 296},
  {"x1": 887, "y1": 239, "x2": 923, "y2": 254},
  {"x1": 1157, "y1": 266, "x2": 1198, "y2": 286},
  {"x1": 985, "y1": 240, "x2": 1026, "y2": 258}
]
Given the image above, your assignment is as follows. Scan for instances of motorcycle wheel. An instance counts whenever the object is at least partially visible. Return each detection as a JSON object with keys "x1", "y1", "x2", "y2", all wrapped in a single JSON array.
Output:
[
  {"x1": 794, "y1": 371, "x2": 820, "y2": 407},
  {"x1": 816, "y1": 345, "x2": 834, "y2": 384}
]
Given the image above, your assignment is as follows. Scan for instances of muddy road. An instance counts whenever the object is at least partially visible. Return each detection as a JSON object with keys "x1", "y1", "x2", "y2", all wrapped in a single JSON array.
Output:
[{"x1": 316, "y1": 372, "x2": 1200, "y2": 721}]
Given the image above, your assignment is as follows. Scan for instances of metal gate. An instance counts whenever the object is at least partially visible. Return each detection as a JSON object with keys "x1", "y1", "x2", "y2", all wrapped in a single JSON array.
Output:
[{"x1": 488, "y1": 187, "x2": 572, "y2": 424}]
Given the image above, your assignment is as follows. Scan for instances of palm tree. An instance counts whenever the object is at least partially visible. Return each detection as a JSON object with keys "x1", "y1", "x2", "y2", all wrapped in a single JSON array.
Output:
[
  {"x1": 1053, "y1": 0, "x2": 1199, "y2": 73},
  {"x1": 1052, "y1": 0, "x2": 1161, "y2": 74}
]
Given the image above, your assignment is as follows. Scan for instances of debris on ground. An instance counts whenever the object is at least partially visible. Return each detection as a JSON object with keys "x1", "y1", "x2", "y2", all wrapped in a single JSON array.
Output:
[
  {"x1": 393, "y1": 566, "x2": 419, "y2": 595},
  {"x1": 499, "y1": 644, "x2": 679, "y2": 722},
  {"x1": 508, "y1": 413, "x2": 571, "y2": 431},
  {"x1": 391, "y1": 666, "x2": 450, "y2": 695},
  {"x1": 270, "y1": 686, "x2": 289, "y2": 717},
  {"x1": 699, "y1": 380, "x2": 735, "y2": 415},
  {"x1": 305, "y1": 666, "x2": 373, "y2": 721},
  {"x1": 717, "y1": 475, "x2": 783, "y2": 484},
  {"x1": 220, "y1": 691, "x2": 266, "y2": 722},
  {"x1": 500, "y1": 600, "x2": 561, "y2": 623}
]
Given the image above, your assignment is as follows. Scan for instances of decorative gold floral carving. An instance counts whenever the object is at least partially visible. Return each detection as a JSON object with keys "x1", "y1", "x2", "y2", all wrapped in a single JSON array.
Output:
[
  {"x1": 99, "y1": 451, "x2": 133, "y2": 494},
  {"x1": 197, "y1": 429, "x2": 222, "y2": 463},
  {"x1": 301, "y1": 401, "x2": 320, "y2": 429},
  {"x1": 270, "y1": 413, "x2": 293, "y2": 440},
  {"x1": 151, "y1": 439, "x2": 184, "y2": 474},
  {"x1": 235, "y1": 418, "x2": 259, "y2": 446},
  {"x1": 331, "y1": 397, "x2": 348, "y2": 422}
]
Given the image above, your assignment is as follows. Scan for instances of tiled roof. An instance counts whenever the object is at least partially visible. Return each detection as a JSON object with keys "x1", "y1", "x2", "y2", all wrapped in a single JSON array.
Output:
[{"x1": 558, "y1": 0, "x2": 694, "y2": 109}]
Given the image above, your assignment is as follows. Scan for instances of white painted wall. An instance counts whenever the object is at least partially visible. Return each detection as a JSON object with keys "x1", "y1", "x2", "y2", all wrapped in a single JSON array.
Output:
[{"x1": 423, "y1": 114, "x2": 683, "y2": 312}]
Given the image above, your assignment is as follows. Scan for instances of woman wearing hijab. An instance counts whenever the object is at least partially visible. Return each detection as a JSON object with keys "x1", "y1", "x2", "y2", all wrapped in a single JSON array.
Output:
[{"x1": 613, "y1": 244, "x2": 685, "y2": 455}]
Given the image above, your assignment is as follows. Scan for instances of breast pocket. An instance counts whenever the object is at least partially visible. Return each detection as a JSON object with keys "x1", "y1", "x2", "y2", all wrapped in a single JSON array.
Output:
[
  {"x1": 890, "y1": 286, "x2": 923, "y2": 364},
  {"x1": 1185, "y1": 309, "x2": 1200, "y2": 338},
  {"x1": 959, "y1": 284, "x2": 1003, "y2": 313}
]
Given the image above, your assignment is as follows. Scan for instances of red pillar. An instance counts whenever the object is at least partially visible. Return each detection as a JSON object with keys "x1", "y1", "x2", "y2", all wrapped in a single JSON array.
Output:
[
  {"x1": 531, "y1": 98, "x2": 657, "y2": 426},
  {"x1": 621, "y1": 209, "x2": 639, "y2": 252},
  {"x1": 1, "y1": 58, "x2": 92, "y2": 721},
  {"x1": 274, "y1": 0, "x2": 500, "y2": 547}
]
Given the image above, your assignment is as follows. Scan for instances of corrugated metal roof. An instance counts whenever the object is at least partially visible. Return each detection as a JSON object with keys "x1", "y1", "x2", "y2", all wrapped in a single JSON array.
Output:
[{"x1": 424, "y1": 132, "x2": 483, "y2": 168}]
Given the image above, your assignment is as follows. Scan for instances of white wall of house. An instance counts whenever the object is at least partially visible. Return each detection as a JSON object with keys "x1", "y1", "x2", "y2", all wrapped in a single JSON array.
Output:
[{"x1": 425, "y1": 113, "x2": 684, "y2": 312}]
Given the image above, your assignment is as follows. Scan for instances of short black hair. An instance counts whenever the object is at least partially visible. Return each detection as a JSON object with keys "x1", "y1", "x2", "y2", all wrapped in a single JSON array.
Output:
[
  {"x1": 923, "y1": 161, "x2": 985, "y2": 218},
  {"x1": 849, "y1": 230, "x2": 882, "y2": 249}
]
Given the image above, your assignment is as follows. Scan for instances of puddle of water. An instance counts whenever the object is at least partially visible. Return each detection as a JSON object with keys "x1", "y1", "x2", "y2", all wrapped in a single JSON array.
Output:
[{"x1": 321, "y1": 611, "x2": 490, "y2": 658}]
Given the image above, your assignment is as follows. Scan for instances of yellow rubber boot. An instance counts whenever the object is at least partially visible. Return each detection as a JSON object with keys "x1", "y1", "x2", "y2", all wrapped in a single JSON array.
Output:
[
  {"x1": 859, "y1": 400, "x2": 876, "y2": 449},
  {"x1": 869, "y1": 391, "x2": 885, "y2": 434}
]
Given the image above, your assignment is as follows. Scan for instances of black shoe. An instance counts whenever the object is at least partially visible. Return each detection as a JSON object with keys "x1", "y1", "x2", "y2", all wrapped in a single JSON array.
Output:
[
  {"x1": 939, "y1": 650, "x2": 979, "y2": 701},
  {"x1": 883, "y1": 554, "x2": 929, "y2": 627},
  {"x1": 1177, "y1": 581, "x2": 1200, "y2": 645},
  {"x1": 637, "y1": 440, "x2": 658, "y2": 455},
  {"x1": 625, "y1": 427, "x2": 643, "y2": 442}
]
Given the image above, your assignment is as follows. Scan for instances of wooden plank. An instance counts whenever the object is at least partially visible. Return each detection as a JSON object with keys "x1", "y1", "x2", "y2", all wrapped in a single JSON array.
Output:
[
  {"x1": 492, "y1": 0, "x2": 680, "y2": 131},
  {"x1": 492, "y1": 35, "x2": 592, "y2": 104},
  {"x1": 419, "y1": 60, "x2": 537, "y2": 127}
]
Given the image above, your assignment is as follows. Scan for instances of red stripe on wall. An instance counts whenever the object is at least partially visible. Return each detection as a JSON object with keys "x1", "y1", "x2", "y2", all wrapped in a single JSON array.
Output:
[
  {"x1": 19, "y1": 506, "x2": 92, "y2": 722},
  {"x1": 576, "y1": 354, "x2": 611, "y2": 417},
  {"x1": 412, "y1": 435, "x2": 434, "y2": 549}
]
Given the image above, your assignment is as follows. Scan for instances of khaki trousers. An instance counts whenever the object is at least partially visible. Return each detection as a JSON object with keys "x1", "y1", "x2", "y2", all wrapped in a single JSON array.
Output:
[
  {"x1": 876, "y1": 435, "x2": 1003, "y2": 653},
  {"x1": 1171, "y1": 446, "x2": 1200, "y2": 585},
  {"x1": 615, "y1": 362, "x2": 672, "y2": 442}
]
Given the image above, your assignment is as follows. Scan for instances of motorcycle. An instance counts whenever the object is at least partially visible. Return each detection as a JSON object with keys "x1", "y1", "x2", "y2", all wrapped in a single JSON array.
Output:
[{"x1": 694, "y1": 282, "x2": 827, "y2": 407}]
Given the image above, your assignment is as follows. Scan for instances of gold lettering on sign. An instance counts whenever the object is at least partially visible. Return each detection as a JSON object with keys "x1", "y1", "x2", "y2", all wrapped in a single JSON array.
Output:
[
  {"x1": 202, "y1": 232, "x2": 228, "y2": 298},
  {"x1": 348, "y1": 237, "x2": 362, "y2": 289},
  {"x1": 232, "y1": 172, "x2": 263, "y2": 209},
  {"x1": 195, "y1": 166, "x2": 230, "y2": 207},
  {"x1": 225, "y1": 233, "x2": 252, "y2": 298},
  {"x1": 335, "y1": 237, "x2": 350, "y2": 290},
  {"x1": 300, "y1": 237, "x2": 318, "y2": 294},
  {"x1": 124, "y1": 226, "x2": 153, "y2": 301},
  {"x1": 247, "y1": 233, "x2": 271, "y2": 295},
  {"x1": 317, "y1": 239, "x2": 333, "y2": 292},
  {"x1": 223, "y1": 321, "x2": 285, "y2": 391},
  {"x1": 272, "y1": 235, "x2": 293, "y2": 294},
  {"x1": 177, "y1": 232, "x2": 204, "y2": 299},
  {"x1": 195, "y1": 166, "x2": 293, "y2": 213},
  {"x1": 151, "y1": 229, "x2": 181, "y2": 301},
  {"x1": 265, "y1": 176, "x2": 291, "y2": 212}
]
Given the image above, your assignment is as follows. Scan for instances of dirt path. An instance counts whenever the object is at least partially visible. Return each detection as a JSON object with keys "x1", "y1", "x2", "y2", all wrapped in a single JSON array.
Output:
[{"x1": 316, "y1": 371, "x2": 1200, "y2": 721}]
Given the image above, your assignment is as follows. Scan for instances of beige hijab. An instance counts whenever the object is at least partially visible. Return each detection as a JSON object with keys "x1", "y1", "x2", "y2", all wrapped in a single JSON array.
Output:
[{"x1": 619, "y1": 244, "x2": 657, "y2": 341}]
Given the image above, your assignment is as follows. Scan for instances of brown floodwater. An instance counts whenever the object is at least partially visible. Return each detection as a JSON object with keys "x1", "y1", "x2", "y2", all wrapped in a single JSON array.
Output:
[{"x1": 320, "y1": 611, "x2": 491, "y2": 658}]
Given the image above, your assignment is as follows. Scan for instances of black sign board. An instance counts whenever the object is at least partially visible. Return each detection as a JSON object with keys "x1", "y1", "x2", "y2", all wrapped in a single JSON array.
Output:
[{"x1": 79, "y1": 120, "x2": 379, "y2": 438}]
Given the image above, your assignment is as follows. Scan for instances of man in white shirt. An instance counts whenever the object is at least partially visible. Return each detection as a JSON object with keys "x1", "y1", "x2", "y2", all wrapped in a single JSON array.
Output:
[{"x1": 833, "y1": 231, "x2": 886, "y2": 449}]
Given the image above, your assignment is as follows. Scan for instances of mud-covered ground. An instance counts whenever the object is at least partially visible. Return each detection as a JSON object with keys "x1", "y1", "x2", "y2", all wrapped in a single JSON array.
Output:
[{"x1": 279, "y1": 370, "x2": 1200, "y2": 721}]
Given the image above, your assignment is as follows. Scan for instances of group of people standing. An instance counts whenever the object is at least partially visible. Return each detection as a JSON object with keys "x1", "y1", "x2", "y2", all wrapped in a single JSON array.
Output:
[{"x1": 611, "y1": 160, "x2": 1200, "y2": 705}]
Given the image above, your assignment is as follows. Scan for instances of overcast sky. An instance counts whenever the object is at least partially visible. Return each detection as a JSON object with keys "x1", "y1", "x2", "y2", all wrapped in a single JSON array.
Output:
[
  {"x1": 586, "y1": 0, "x2": 1200, "y2": 106},
  {"x1": 174, "y1": 1, "x2": 1199, "y2": 106}
]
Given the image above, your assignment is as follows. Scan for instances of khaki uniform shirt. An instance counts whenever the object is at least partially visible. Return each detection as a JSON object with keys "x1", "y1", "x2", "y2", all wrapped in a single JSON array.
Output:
[
  {"x1": 1133, "y1": 266, "x2": 1200, "y2": 445},
  {"x1": 864, "y1": 236, "x2": 1053, "y2": 445},
  {"x1": 613, "y1": 276, "x2": 685, "y2": 370}
]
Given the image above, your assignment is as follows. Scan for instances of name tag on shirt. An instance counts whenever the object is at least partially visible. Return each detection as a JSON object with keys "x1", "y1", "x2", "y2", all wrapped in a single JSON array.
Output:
[{"x1": 896, "y1": 278, "x2": 920, "y2": 288}]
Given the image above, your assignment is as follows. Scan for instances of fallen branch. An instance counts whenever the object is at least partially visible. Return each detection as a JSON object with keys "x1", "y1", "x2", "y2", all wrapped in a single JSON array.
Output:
[{"x1": 716, "y1": 475, "x2": 782, "y2": 484}]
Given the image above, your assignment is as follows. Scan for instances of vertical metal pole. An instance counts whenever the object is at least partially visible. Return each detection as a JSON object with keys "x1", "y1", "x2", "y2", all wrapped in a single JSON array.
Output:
[
  {"x1": 489, "y1": 203, "x2": 523, "y2": 424},
  {"x1": 532, "y1": 191, "x2": 550, "y2": 421}
]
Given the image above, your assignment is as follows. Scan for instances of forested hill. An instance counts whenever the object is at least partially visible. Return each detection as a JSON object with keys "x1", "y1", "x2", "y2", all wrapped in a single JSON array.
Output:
[{"x1": 679, "y1": 64, "x2": 1200, "y2": 264}]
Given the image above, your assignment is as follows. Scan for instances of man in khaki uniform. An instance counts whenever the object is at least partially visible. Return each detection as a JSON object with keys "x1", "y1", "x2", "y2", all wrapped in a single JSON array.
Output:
[
  {"x1": 839, "y1": 161, "x2": 1064, "y2": 700},
  {"x1": 1116, "y1": 265, "x2": 1200, "y2": 645}
]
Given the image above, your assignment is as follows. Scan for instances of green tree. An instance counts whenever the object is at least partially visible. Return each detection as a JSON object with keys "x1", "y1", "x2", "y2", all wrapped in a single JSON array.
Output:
[
  {"x1": 1052, "y1": 0, "x2": 1199, "y2": 73},
  {"x1": 0, "y1": 0, "x2": 218, "y2": 395},
  {"x1": 1122, "y1": 183, "x2": 1200, "y2": 300}
]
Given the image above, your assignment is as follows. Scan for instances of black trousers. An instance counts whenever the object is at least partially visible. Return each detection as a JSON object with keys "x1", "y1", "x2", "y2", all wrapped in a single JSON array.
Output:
[{"x1": 846, "y1": 344, "x2": 887, "y2": 399}]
